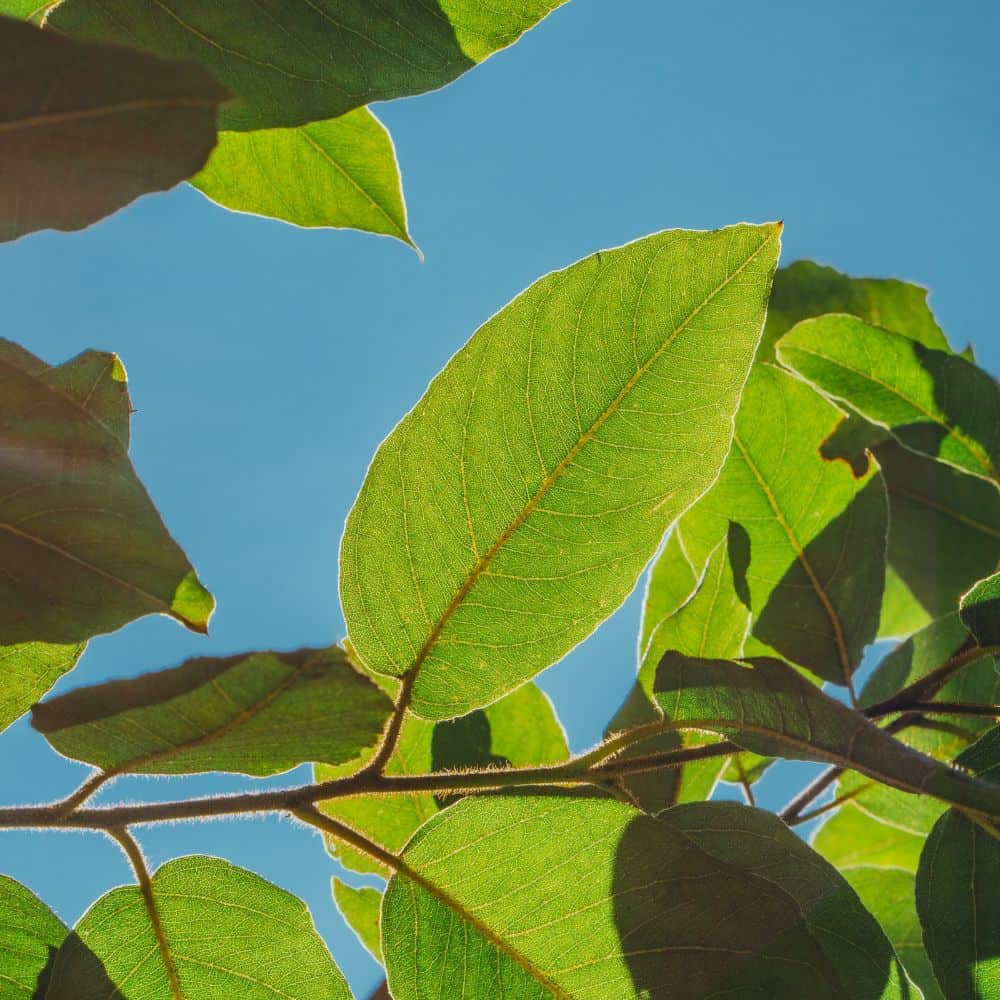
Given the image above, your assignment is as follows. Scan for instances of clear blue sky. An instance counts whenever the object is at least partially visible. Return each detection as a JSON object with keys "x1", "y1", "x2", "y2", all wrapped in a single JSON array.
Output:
[{"x1": 2, "y1": 2, "x2": 998, "y2": 995}]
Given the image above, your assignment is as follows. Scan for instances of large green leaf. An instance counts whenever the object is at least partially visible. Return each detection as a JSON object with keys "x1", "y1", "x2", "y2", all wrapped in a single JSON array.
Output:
[
  {"x1": 332, "y1": 879, "x2": 382, "y2": 964},
  {"x1": 31, "y1": 645, "x2": 392, "y2": 777},
  {"x1": 961, "y1": 570, "x2": 1000, "y2": 646},
  {"x1": 678, "y1": 363, "x2": 887, "y2": 687},
  {"x1": 812, "y1": 801, "x2": 924, "y2": 872},
  {"x1": 46, "y1": 856, "x2": 352, "y2": 999},
  {"x1": 0, "y1": 876, "x2": 67, "y2": 999},
  {"x1": 381, "y1": 795, "x2": 912, "y2": 998},
  {"x1": 778, "y1": 314, "x2": 1000, "y2": 485},
  {"x1": 0, "y1": 642, "x2": 84, "y2": 734},
  {"x1": 652, "y1": 652, "x2": 1000, "y2": 820},
  {"x1": 192, "y1": 108, "x2": 415, "y2": 247},
  {"x1": 760, "y1": 260, "x2": 950, "y2": 361},
  {"x1": 916, "y1": 728, "x2": 1000, "y2": 1000},
  {"x1": 48, "y1": 0, "x2": 567, "y2": 131},
  {"x1": 0, "y1": 341, "x2": 213, "y2": 643},
  {"x1": 341, "y1": 224, "x2": 782, "y2": 719},
  {"x1": 0, "y1": 16, "x2": 227, "y2": 242},
  {"x1": 317, "y1": 681, "x2": 567, "y2": 876}
]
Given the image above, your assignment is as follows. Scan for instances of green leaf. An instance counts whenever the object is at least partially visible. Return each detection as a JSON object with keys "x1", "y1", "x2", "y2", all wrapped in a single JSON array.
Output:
[
  {"x1": 48, "y1": 0, "x2": 567, "y2": 131},
  {"x1": 46, "y1": 856, "x2": 352, "y2": 999},
  {"x1": 842, "y1": 867, "x2": 943, "y2": 1000},
  {"x1": 678, "y1": 363, "x2": 887, "y2": 687},
  {"x1": 341, "y1": 223, "x2": 783, "y2": 720},
  {"x1": 916, "y1": 728, "x2": 1000, "y2": 1000},
  {"x1": 652, "y1": 652, "x2": 1000, "y2": 820},
  {"x1": 382, "y1": 795, "x2": 913, "y2": 998},
  {"x1": 961, "y1": 570, "x2": 1000, "y2": 646},
  {"x1": 191, "y1": 109, "x2": 415, "y2": 247},
  {"x1": 31, "y1": 645, "x2": 392, "y2": 778},
  {"x1": 777, "y1": 314, "x2": 1000, "y2": 485},
  {"x1": 812, "y1": 801, "x2": 925, "y2": 872},
  {"x1": 0, "y1": 642, "x2": 84, "y2": 734},
  {"x1": 0, "y1": 1, "x2": 57, "y2": 22},
  {"x1": 0, "y1": 876, "x2": 67, "y2": 999},
  {"x1": 0, "y1": 16, "x2": 227, "y2": 242},
  {"x1": 761, "y1": 260, "x2": 950, "y2": 361},
  {"x1": 0, "y1": 340, "x2": 214, "y2": 643},
  {"x1": 638, "y1": 530, "x2": 699, "y2": 658},
  {"x1": 332, "y1": 879, "x2": 382, "y2": 964},
  {"x1": 317, "y1": 681, "x2": 567, "y2": 876}
]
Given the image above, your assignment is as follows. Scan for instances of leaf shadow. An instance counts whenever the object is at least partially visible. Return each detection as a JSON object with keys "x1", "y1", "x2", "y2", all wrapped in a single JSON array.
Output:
[{"x1": 39, "y1": 932, "x2": 118, "y2": 999}]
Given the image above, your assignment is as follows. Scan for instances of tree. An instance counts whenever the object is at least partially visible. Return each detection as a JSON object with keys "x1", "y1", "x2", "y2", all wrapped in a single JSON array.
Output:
[{"x1": 1, "y1": 5, "x2": 998, "y2": 999}]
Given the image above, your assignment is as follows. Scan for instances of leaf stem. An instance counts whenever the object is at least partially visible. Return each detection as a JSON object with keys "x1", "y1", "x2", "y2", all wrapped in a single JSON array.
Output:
[{"x1": 359, "y1": 669, "x2": 415, "y2": 777}]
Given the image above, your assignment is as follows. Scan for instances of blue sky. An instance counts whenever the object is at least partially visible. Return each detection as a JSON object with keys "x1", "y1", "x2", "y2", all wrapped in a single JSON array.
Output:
[{"x1": 2, "y1": 1, "x2": 998, "y2": 995}]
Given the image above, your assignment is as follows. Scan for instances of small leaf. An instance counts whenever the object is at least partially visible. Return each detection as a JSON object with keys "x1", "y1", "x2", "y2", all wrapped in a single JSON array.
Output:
[
  {"x1": 48, "y1": 0, "x2": 567, "y2": 130},
  {"x1": 382, "y1": 795, "x2": 912, "y2": 998},
  {"x1": 679, "y1": 363, "x2": 887, "y2": 686},
  {"x1": 812, "y1": 801, "x2": 924, "y2": 872},
  {"x1": 317, "y1": 682, "x2": 567, "y2": 876},
  {"x1": 0, "y1": 16, "x2": 227, "y2": 242},
  {"x1": 0, "y1": 642, "x2": 85, "y2": 734},
  {"x1": 652, "y1": 652, "x2": 1000, "y2": 820},
  {"x1": 761, "y1": 259, "x2": 951, "y2": 361},
  {"x1": 46, "y1": 856, "x2": 352, "y2": 999},
  {"x1": 32, "y1": 645, "x2": 392, "y2": 777},
  {"x1": 192, "y1": 108, "x2": 416, "y2": 248},
  {"x1": 0, "y1": 876, "x2": 67, "y2": 999},
  {"x1": 0, "y1": 340, "x2": 214, "y2": 643},
  {"x1": 341, "y1": 224, "x2": 782, "y2": 719},
  {"x1": 961, "y1": 570, "x2": 1000, "y2": 647},
  {"x1": 778, "y1": 314, "x2": 1000, "y2": 485},
  {"x1": 332, "y1": 879, "x2": 382, "y2": 964},
  {"x1": 916, "y1": 727, "x2": 1000, "y2": 1000},
  {"x1": 638, "y1": 530, "x2": 699, "y2": 658}
]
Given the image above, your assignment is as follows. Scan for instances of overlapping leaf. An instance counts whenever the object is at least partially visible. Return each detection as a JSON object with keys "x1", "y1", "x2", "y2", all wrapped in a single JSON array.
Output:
[
  {"x1": 0, "y1": 341, "x2": 213, "y2": 643},
  {"x1": 0, "y1": 642, "x2": 84, "y2": 734},
  {"x1": 0, "y1": 16, "x2": 227, "y2": 242},
  {"x1": 48, "y1": 0, "x2": 567, "y2": 131},
  {"x1": 341, "y1": 224, "x2": 782, "y2": 719},
  {"x1": 382, "y1": 796, "x2": 912, "y2": 998},
  {"x1": 778, "y1": 315, "x2": 1000, "y2": 485},
  {"x1": 46, "y1": 856, "x2": 352, "y2": 999},
  {"x1": 961, "y1": 570, "x2": 1000, "y2": 646},
  {"x1": 192, "y1": 108, "x2": 415, "y2": 247},
  {"x1": 813, "y1": 801, "x2": 924, "y2": 872},
  {"x1": 31, "y1": 645, "x2": 392, "y2": 777},
  {"x1": 677, "y1": 363, "x2": 887, "y2": 686},
  {"x1": 0, "y1": 876, "x2": 67, "y2": 999}
]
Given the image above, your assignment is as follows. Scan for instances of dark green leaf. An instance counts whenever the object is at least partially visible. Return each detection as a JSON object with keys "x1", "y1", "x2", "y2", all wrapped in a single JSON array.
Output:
[
  {"x1": 0, "y1": 16, "x2": 227, "y2": 242},
  {"x1": 32, "y1": 645, "x2": 392, "y2": 777},
  {"x1": 382, "y1": 796, "x2": 913, "y2": 998},
  {"x1": 332, "y1": 879, "x2": 382, "y2": 964},
  {"x1": 341, "y1": 224, "x2": 782, "y2": 720},
  {"x1": 916, "y1": 727, "x2": 1000, "y2": 999},
  {"x1": 652, "y1": 652, "x2": 1000, "y2": 820},
  {"x1": 778, "y1": 314, "x2": 1000, "y2": 485},
  {"x1": 0, "y1": 876, "x2": 67, "y2": 999},
  {"x1": 48, "y1": 0, "x2": 567, "y2": 131},
  {"x1": 0, "y1": 642, "x2": 84, "y2": 734},
  {"x1": 961, "y1": 571, "x2": 1000, "y2": 646},
  {"x1": 192, "y1": 108, "x2": 415, "y2": 247},
  {"x1": 46, "y1": 856, "x2": 352, "y2": 998},
  {"x1": 678, "y1": 363, "x2": 887, "y2": 686},
  {"x1": 0, "y1": 341, "x2": 214, "y2": 643}
]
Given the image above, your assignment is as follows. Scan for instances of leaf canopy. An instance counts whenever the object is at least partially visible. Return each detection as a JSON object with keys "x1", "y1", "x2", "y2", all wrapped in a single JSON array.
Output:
[
  {"x1": 0, "y1": 341, "x2": 213, "y2": 643},
  {"x1": 48, "y1": 0, "x2": 567, "y2": 131},
  {"x1": 0, "y1": 15, "x2": 227, "y2": 242},
  {"x1": 0, "y1": 876, "x2": 66, "y2": 999},
  {"x1": 32, "y1": 645, "x2": 392, "y2": 777},
  {"x1": 382, "y1": 795, "x2": 912, "y2": 999},
  {"x1": 0, "y1": 642, "x2": 84, "y2": 734},
  {"x1": 46, "y1": 856, "x2": 352, "y2": 999},
  {"x1": 341, "y1": 223, "x2": 782, "y2": 719},
  {"x1": 192, "y1": 108, "x2": 414, "y2": 247}
]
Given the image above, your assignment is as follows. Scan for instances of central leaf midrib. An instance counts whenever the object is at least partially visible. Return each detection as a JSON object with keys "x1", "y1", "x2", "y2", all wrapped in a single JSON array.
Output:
[{"x1": 405, "y1": 229, "x2": 780, "y2": 681}]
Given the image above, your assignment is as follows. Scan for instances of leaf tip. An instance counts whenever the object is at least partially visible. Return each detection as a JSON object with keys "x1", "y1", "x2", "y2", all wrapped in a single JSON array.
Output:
[{"x1": 170, "y1": 571, "x2": 215, "y2": 634}]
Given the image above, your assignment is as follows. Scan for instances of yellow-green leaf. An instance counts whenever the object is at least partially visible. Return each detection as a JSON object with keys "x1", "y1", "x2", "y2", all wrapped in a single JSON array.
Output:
[
  {"x1": 0, "y1": 642, "x2": 85, "y2": 734},
  {"x1": 0, "y1": 876, "x2": 67, "y2": 999}
]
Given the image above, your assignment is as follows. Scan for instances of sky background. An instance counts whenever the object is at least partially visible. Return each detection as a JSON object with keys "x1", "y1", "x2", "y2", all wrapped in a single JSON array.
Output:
[{"x1": 3, "y1": 1, "x2": 999, "y2": 996}]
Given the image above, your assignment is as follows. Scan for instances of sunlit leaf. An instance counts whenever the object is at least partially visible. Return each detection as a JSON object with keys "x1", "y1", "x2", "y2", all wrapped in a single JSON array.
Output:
[
  {"x1": 48, "y1": 0, "x2": 567, "y2": 131},
  {"x1": 32, "y1": 645, "x2": 392, "y2": 777},
  {"x1": 0, "y1": 340, "x2": 213, "y2": 643},
  {"x1": 0, "y1": 876, "x2": 67, "y2": 999},
  {"x1": 0, "y1": 642, "x2": 84, "y2": 734},
  {"x1": 46, "y1": 856, "x2": 352, "y2": 999},
  {"x1": 341, "y1": 224, "x2": 782, "y2": 719},
  {"x1": 0, "y1": 16, "x2": 227, "y2": 242},
  {"x1": 382, "y1": 795, "x2": 912, "y2": 998},
  {"x1": 778, "y1": 314, "x2": 1000, "y2": 485},
  {"x1": 812, "y1": 801, "x2": 924, "y2": 872},
  {"x1": 961, "y1": 570, "x2": 1000, "y2": 646},
  {"x1": 192, "y1": 108, "x2": 415, "y2": 247},
  {"x1": 332, "y1": 879, "x2": 382, "y2": 964}
]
